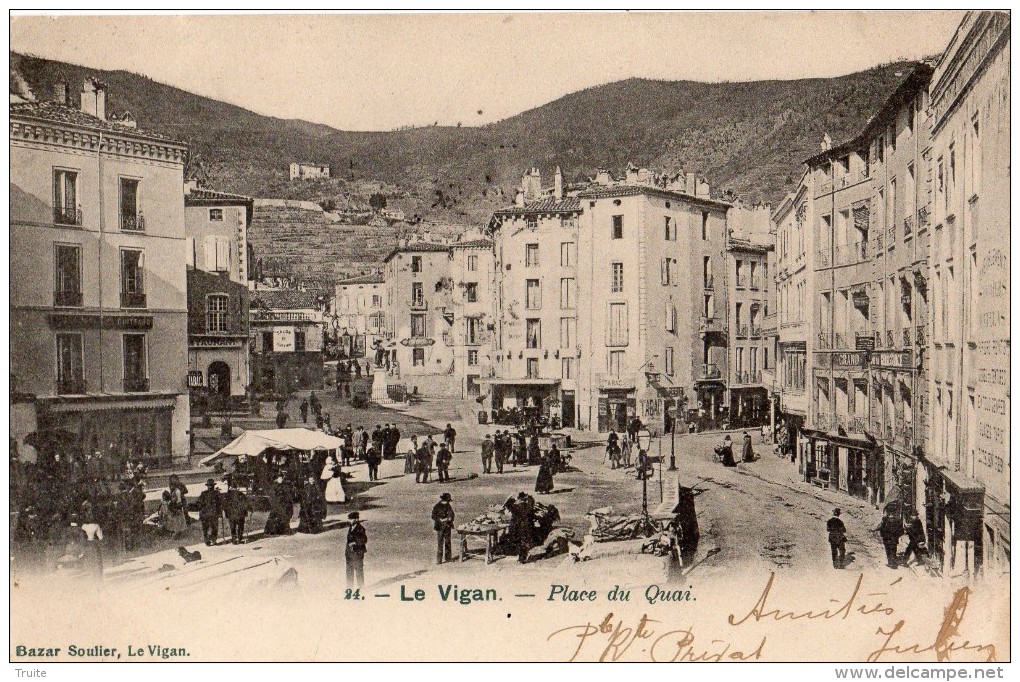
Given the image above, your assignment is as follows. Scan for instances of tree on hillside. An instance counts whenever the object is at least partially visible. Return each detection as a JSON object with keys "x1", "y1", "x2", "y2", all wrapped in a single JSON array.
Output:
[{"x1": 369, "y1": 193, "x2": 387, "y2": 210}]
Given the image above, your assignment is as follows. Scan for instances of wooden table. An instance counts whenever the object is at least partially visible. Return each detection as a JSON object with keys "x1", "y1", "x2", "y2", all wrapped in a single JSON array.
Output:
[{"x1": 457, "y1": 523, "x2": 508, "y2": 564}]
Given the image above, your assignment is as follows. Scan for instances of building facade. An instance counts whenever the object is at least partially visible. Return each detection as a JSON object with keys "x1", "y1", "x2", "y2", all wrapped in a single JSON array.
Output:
[
  {"x1": 289, "y1": 162, "x2": 330, "y2": 181},
  {"x1": 184, "y1": 187, "x2": 253, "y2": 407},
  {"x1": 10, "y1": 80, "x2": 191, "y2": 467},
  {"x1": 249, "y1": 289, "x2": 325, "y2": 394},
  {"x1": 334, "y1": 273, "x2": 386, "y2": 359},
  {"x1": 449, "y1": 235, "x2": 496, "y2": 399},
  {"x1": 925, "y1": 10, "x2": 1010, "y2": 577}
]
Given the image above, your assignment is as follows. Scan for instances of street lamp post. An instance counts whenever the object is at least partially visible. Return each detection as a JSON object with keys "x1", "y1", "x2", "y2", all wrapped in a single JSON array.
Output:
[
  {"x1": 636, "y1": 428, "x2": 656, "y2": 537},
  {"x1": 669, "y1": 397, "x2": 678, "y2": 471}
]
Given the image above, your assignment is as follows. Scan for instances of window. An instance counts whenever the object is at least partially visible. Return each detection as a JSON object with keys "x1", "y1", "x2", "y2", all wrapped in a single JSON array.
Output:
[
  {"x1": 664, "y1": 216, "x2": 676, "y2": 241},
  {"x1": 611, "y1": 215, "x2": 624, "y2": 239},
  {"x1": 209, "y1": 208, "x2": 224, "y2": 221},
  {"x1": 465, "y1": 282, "x2": 478, "y2": 302},
  {"x1": 526, "y1": 319, "x2": 541, "y2": 349},
  {"x1": 971, "y1": 112, "x2": 982, "y2": 196},
  {"x1": 735, "y1": 260, "x2": 744, "y2": 286},
  {"x1": 736, "y1": 348, "x2": 744, "y2": 375},
  {"x1": 665, "y1": 347, "x2": 675, "y2": 376},
  {"x1": 704, "y1": 294, "x2": 714, "y2": 318},
  {"x1": 701, "y1": 211, "x2": 709, "y2": 240},
  {"x1": 119, "y1": 178, "x2": 142, "y2": 231},
  {"x1": 122, "y1": 334, "x2": 147, "y2": 391},
  {"x1": 205, "y1": 236, "x2": 230, "y2": 272},
  {"x1": 295, "y1": 329, "x2": 307, "y2": 352},
  {"x1": 608, "y1": 302, "x2": 628, "y2": 346},
  {"x1": 120, "y1": 249, "x2": 145, "y2": 308},
  {"x1": 526, "y1": 279, "x2": 541, "y2": 309},
  {"x1": 411, "y1": 256, "x2": 423, "y2": 273},
  {"x1": 372, "y1": 294, "x2": 382, "y2": 307},
  {"x1": 54, "y1": 243, "x2": 82, "y2": 307},
  {"x1": 526, "y1": 216, "x2": 538, "y2": 231},
  {"x1": 468, "y1": 350, "x2": 479, "y2": 366},
  {"x1": 261, "y1": 331, "x2": 274, "y2": 352},
  {"x1": 561, "y1": 357, "x2": 575, "y2": 379},
  {"x1": 526, "y1": 243, "x2": 539, "y2": 267},
  {"x1": 56, "y1": 333, "x2": 84, "y2": 393},
  {"x1": 562, "y1": 216, "x2": 577, "y2": 230},
  {"x1": 665, "y1": 302, "x2": 677, "y2": 332},
  {"x1": 466, "y1": 317, "x2": 480, "y2": 344},
  {"x1": 206, "y1": 294, "x2": 229, "y2": 333},
  {"x1": 411, "y1": 313, "x2": 426, "y2": 337},
  {"x1": 661, "y1": 257, "x2": 677, "y2": 285},
  {"x1": 52, "y1": 169, "x2": 79, "y2": 225},
  {"x1": 560, "y1": 278, "x2": 575, "y2": 309},
  {"x1": 560, "y1": 242, "x2": 575, "y2": 267},
  {"x1": 610, "y1": 263, "x2": 624, "y2": 293},
  {"x1": 703, "y1": 256, "x2": 712, "y2": 288},
  {"x1": 559, "y1": 317, "x2": 575, "y2": 348},
  {"x1": 527, "y1": 358, "x2": 540, "y2": 378},
  {"x1": 608, "y1": 350, "x2": 624, "y2": 378},
  {"x1": 413, "y1": 348, "x2": 425, "y2": 366},
  {"x1": 411, "y1": 282, "x2": 424, "y2": 306},
  {"x1": 467, "y1": 254, "x2": 478, "y2": 272}
]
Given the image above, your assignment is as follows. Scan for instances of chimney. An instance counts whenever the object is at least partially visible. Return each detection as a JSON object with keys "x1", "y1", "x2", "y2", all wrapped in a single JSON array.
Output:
[
  {"x1": 80, "y1": 78, "x2": 107, "y2": 120},
  {"x1": 184, "y1": 180, "x2": 198, "y2": 195},
  {"x1": 595, "y1": 169, "x2": 611, "y2": 186},
  {"x1": 696, "y1": 179, "x2": 710, "y2": 198},
  {"x1": 553, "y1": 166, "x2": 563, "y2": 200},
  {"x1": 522, "y1": 168, "x2": 542, "y2": 202},
  {"x1": 685, "y1": 172, "x2": 696, "y2": 195},
  {"x1": 53, "y1": 81, "x2": 68, "y2": 105},
  {"x1": 514, "y1": 188, "x2": 525, "y2": 208},
  {"x1": 625, "y1": 163, "x2": 639, "y2": 185}
]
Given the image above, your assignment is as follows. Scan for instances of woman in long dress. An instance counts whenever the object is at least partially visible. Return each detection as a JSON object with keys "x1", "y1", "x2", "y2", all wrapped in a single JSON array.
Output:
[
  {"x1": 534, "y1": 453, "x2": 555, "y2": 494},
  {"x1": 322, "y1": 454, "x2": 347, "y2": 504},
  {"x1": 80, "y1": 513, "x2": 104, "y2": 582},
  {"x1": 159, "y1": 490, "x2": 187, "y2": 537}
]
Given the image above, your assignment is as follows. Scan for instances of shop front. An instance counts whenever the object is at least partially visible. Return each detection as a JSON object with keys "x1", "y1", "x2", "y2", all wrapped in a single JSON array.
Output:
[
  {"x1": 598, "y1": 388, "x2": 635, "y2": 433},
  {"x1": 485, "y1": 378, "x2": 560, "y2": 425}
]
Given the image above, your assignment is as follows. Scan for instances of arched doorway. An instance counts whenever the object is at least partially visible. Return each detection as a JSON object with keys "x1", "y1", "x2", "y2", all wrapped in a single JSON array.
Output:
[{"x1": 207, "y1": 361, "x2": 231, "y2": 409}]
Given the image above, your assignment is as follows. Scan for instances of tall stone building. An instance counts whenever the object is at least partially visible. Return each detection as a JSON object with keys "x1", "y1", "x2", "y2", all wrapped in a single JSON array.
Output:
[
  {"x1": 925, "y1": 10, "x2": 1010, "y2": 577},
  {"x1": 10, "y1": 79, "x2": 191, "y2": 467}
]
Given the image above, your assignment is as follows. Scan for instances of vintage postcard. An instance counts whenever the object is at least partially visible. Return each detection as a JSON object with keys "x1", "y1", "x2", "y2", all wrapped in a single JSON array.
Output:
[{"x1": 7, "y1": 10, "x2": 1011, "y2": 667}]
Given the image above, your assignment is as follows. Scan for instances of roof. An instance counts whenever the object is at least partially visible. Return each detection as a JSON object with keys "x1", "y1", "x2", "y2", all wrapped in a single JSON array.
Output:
[
  {"x1": 249, "y1": 289, "x2": 320, "y2": 310},
  {"x1": 185, "y1": 187, "x2": 254, "y2": 222},
  {"x1": 577, "y1": 184, "x2": 732, "y2": 209},
  {"x1": 804, "y1": 64, "x2": 934, "y2": 167},
  {"x1": 492, "y1": 197, "x2": 582, "y2": 216},
  {"x1": 9, "y1": 100, "x2": 186, "y2": 146},
  {"x1": 382, "y1": 241, "x2": 451, "y2": 263},
  {"x1": 336, "y1": 273, "x2": 385, "y2": 286},
  {"x1": 451, "y1": 238, "x2": 493, "y2": 249}
]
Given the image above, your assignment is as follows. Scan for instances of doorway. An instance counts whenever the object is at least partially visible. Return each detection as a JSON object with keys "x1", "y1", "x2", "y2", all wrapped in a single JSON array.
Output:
[{"x1": 208, "y1": 361, "x2": 231, "y2": 407}]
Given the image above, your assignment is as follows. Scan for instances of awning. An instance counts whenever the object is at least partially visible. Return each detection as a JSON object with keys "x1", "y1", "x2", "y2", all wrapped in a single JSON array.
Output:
[
  {"x1": 201, "y1": 428, "x2": 344, "y2": 465},
  {"x1": 940, "y1": 467, "x2": 985, "y2": 495}
]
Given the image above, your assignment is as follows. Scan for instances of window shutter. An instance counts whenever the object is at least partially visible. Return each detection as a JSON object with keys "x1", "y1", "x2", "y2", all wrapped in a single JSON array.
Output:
[
  {"x1": 660, "y1": 258, "x2": 668, "y2": 285},
  {"x1": 204, "y1": 237, "x2": 216, "y2": 271}
]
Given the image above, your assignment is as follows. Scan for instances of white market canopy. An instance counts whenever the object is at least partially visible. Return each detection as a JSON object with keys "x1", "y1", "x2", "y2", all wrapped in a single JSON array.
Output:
[{"x1": 201, "y1": 428, "x2": 344, "y2": 465}]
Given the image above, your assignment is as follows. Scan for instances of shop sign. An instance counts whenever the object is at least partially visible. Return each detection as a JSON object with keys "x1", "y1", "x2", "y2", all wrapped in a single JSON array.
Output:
[
  {"x1": 187, "y1": 371, "x2": 205, "y2": 388},
  {"x1": 273, "y1": 326, "x2": 295, "y2": 352}
]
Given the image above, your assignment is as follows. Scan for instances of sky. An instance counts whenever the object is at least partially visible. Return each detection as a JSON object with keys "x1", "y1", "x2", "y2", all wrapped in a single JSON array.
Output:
[{"x1": 10, "y1": 11, "x2": 967, "y2": 132}]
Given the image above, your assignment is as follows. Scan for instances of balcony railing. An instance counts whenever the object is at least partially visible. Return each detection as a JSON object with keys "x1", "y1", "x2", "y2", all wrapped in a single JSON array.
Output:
[
  {"x1": 750, "y1": 325, "x2": 761, "y2": 338},
  {"x1": 874, "y1": 331, "x2": 883, "y2": 349},
  {"x1": 834, "y1": 240, "x2": 869, "y2": 266},
  {"x1": 885, "y1": 423, "x2": 894, "y2": 441},
  {"x1": 736, "y1": 276, "x2": 747, "y2": 288},
  {"x1": 888, "y1": 221, "x2": 897, "y2": 244},
  {"x1": 698, "y1": 363, "x2": 721, "y2": 381},
  {"x1": 815, "y1": 412, "x2": 834, "y2": 432},
  {"x1": 410, "y1": 299, "x2": 428, "y2": 310},
  {"x1": 704, "y1": 275, "x2": 714, "y2": 289},
  {"x1": 749, "y1": 278, "x2": 760, "y2": 291},
  {"x1": 916, "y1": 325, "x2": 926, "y2": 346},
  {"x1": 847, "y1": 415, "x2": 868, "y2": 433},
  {"x1": 871, "y1": 232, "x2": 884, "y2": 252},
  {"x1": 700, "y1": 316, "x2": 725, "y2": 335},
  {"x1": 251, "y1": 311, "x2": 314, "y2": 322},
  {"x1": 903, "y1": 214, "x2": 914, "y2": 238},
  {"x1": 902, "y1": 327, "x2": 912, "y2": 347},
  {"x1": 56, "y1": 377, "x2": 86, "y2": 395},
  {"x1": 834, "y1": 332, "x2": 848, "y2": 349},
  {"x1": 120, "y1": 210, "x2": 145, "y2": 232},
  {"x1": 817, "y1": 332, "x2": 831, "y2": 349},
  {"x1": 120, "y1": 291, "x2": 147, "y2": 309},
  {"x1": 886, "y1": 330, "x2": 894, "y2": 348},
  {"x1": 53, "y1": 205, "x2": 82, "y2": 226},
  {"x1": 54, "y1": 290, "x2": 83, "y2": 307},
  {"x1": 736, "y1": 324, "x2": 749, "y2": 338},
  {"x1": 816, "y1": 248, "x2": 831, "y2": 268},
  {"x1": 123, "y1": 377, "x2": 150, "y2": 393}
]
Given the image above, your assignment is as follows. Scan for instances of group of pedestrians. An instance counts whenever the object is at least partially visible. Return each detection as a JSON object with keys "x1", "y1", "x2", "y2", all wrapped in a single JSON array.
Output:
[{"x1": 826, "y1": 506, "x2": 928, "y2": 570}]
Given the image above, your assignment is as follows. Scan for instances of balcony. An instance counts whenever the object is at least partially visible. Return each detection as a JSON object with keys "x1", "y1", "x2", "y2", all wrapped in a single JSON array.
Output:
[
  {"x1": 704, "y1": 275, "x2": 714, "y2": 290},
  {"x1": 903, "y1": 214, "x2": 914, "y2": 238},
  {"x1": 699, "y1": 316, "x2": 725, "y2": 336},
  {"x1": 120, "y1": 210, "x2": 145, "y2": 232},
  {"x1": 886, "y1": 330, "x2": 894, "y2": 348},
  {"x1": 834, "y1": 332, "x2": 848, "y2": 349},
  {"x1": 251, "y1": 310, "x2": 314, "y2": 323},
  {"x1": 873, "y1": 331, "x2": 883, "y2": 349},
  {"x1": 697, "y1": 363, "x2": 721, "y2": 381},
  {"x1": 834, "y1": 240, "x2": 869, "y2": 266},
  {"x1": 817, "y1": 331, "x2": 831, "y2": 349},
  {"x1": 56, "y1": 377, "x2": 86, "y2": 395},
  {"x1": 736, "y1": 324, "x2": 749, "y2": 338},
  {"x1": 887, "y1": 222, "x2": 897, "y2": 244},
  {"x1": 54, "y1": 290, "x2": 83, "y2": 307},
  {"x1": 120, "y1": 291, "x2": 147, "y2": 309},
  {"x1": 410, "y1": 299, "x2": 428, "y2": 310},
  {"x1": 816, "y1": 248, "x2": 831, "y2": 268},
  {"x1": 847, "y1": 415, "x2": 868, "y2": 433},
  {"x1": 902, "y1": 327, "x2": 913, "y2": 347},
  {"x1": 815, "y1": 412, "x2": 835, "y2": 432},
  {"x1": 123, "y1": 377, "x2": 150, "y2": 393},
  {"x1": 916, "y1": 325, "x2": 926, "y2": 346},
  {"x1": 750, "y1": 325, "x2": 761, "y2": 338},
  {"x1": 53, "y1": 205, "x2": 82, "y2": 226},
  {"x1": 749, "y1": 278, "x2": 760, "y2": 291},
  {"x1": 736, "y1": 276, "x2": 747, "y2": 288},
  {"x1": 871, "y1": 232, "x2": 884, "y2": 252}
]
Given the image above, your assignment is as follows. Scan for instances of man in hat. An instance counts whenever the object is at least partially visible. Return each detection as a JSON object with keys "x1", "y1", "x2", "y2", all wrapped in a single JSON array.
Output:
[
  {"x1": 435, "y1": 442, "x2": 452, "y2": 482},
  {"x1": 826, "y1": 508, "x2": 847, "y2": 569},
  {"x1": 443, "y1": 423, "x2": 457, "y2": 453},
  {"x1": 481, "y1": 434, "x2": 494, "y2": 474},
  {"x1": 345, "y1": 512, "x2": 367, "y2": 588},
  {"x1": 224, "y1": 480, "x2": 253, "y2": 545},
  {"x1": 197, "y1": 479, "x2": 223, "y2": 546},
  {"x1": 431, "y1": 493, "x2": 456, "y2": 564}
]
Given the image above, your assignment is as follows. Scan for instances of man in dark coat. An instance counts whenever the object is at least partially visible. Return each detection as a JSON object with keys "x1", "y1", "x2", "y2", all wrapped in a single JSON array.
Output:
[
  {"x1": 380, "y1": 424, "x2": 392, "y2": 459},
  {"x1": 431, "y1": 493, "x2": 455, "y2": 564},
  {"x1": 902, "y1": 513, "x2": 927, "y2": 566},
  {"x1": 877, "y1": 507, "x2": 904, "y2": 568},
  {"x1": 264, "y1": 475, "x2": 294, "y2": 536},
  {"x1": 224, "y1": 482, "x2": 253, "y2": 545},
  {"x1": 365, "y1": 446, "x2": 382, "y2": 482},
  {"x1": 387, "y1": 424, "x2": 401, "y2": 460},
  {"x1": 371, "y1": 425, "x2": 384, "y2": 456},
  {"x1": 197, "y1": 479, "x2": 223, "y2": 546},
  {"x1": 276, "y1": 409, "x2": 289, "y2": 429},
  {"x1": 741, "y1": 432, "x2": 756, "y2": 462},
  {"x1": 435, "y1": 443, "x2": 452, "y2": 482},
  {"x1": 299, "y1": 399, "x2": 309, "y2": 424},
  {"x1": 299, "y1": 475, "x2": 327, "y2": 533},
  {"x1": 309, "y1": 392, "x2": 321, "y2": 418},
  {"x1": 481, "y1": 435, "x2": 494, "y2": 474},
  {"x1": 345, "y1": 511, "x2": 367, "y2": 588},
  {"x1": 443, "y1": 423, "x2": 457, "y2": 452},
  {"x1": 504, "y1": 493, "x2": 535, "y2": 564},
  {"x1": 414, "y1": 443, "x2": 430, "y2": 483},
  {"x1": 826, "y1": 508, "x2": 847, "y2": 568}
]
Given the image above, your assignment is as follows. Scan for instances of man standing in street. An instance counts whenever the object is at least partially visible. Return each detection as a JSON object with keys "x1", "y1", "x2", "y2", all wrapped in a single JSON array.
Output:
[
  {"x1": 345, "y1": 511, "x2": 367, "y2": 589},
  {"x1": 299, "y1": 399, "x2": 309, "y2": 424},
  {"x1": 224, "y1": 480, "x2": 253, "y2": 545},
  {"x1": 436, "y1": 442, "x2": 452, "y2": 482},
  {"x1": 388, "y1": 423, "x2": 401, "y2": 461},
  {"x1": 365, "y1": 445, "x2": 382, "y2": 482},
  {"x1": 431, "y1": 493, "x2": 455, "y2": 564},
  {"x1": 481, "y1": 434, "x2": 494, "y2": 474},
  {"x1": 826, "y1": 508, "x2": 847, "y2": 568},
  {"x1": 877, "y1": 507, "x2": 904, "y2": 569},
  {"x1": 444, "y1": 423, "x2": 457, "y2": 453},
  {"x1": 902, "y1": 512, "x2": 927, "y2": 566},
  {"x1": 197, "y1": 479, "x2": 222, "y2": 546}
]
